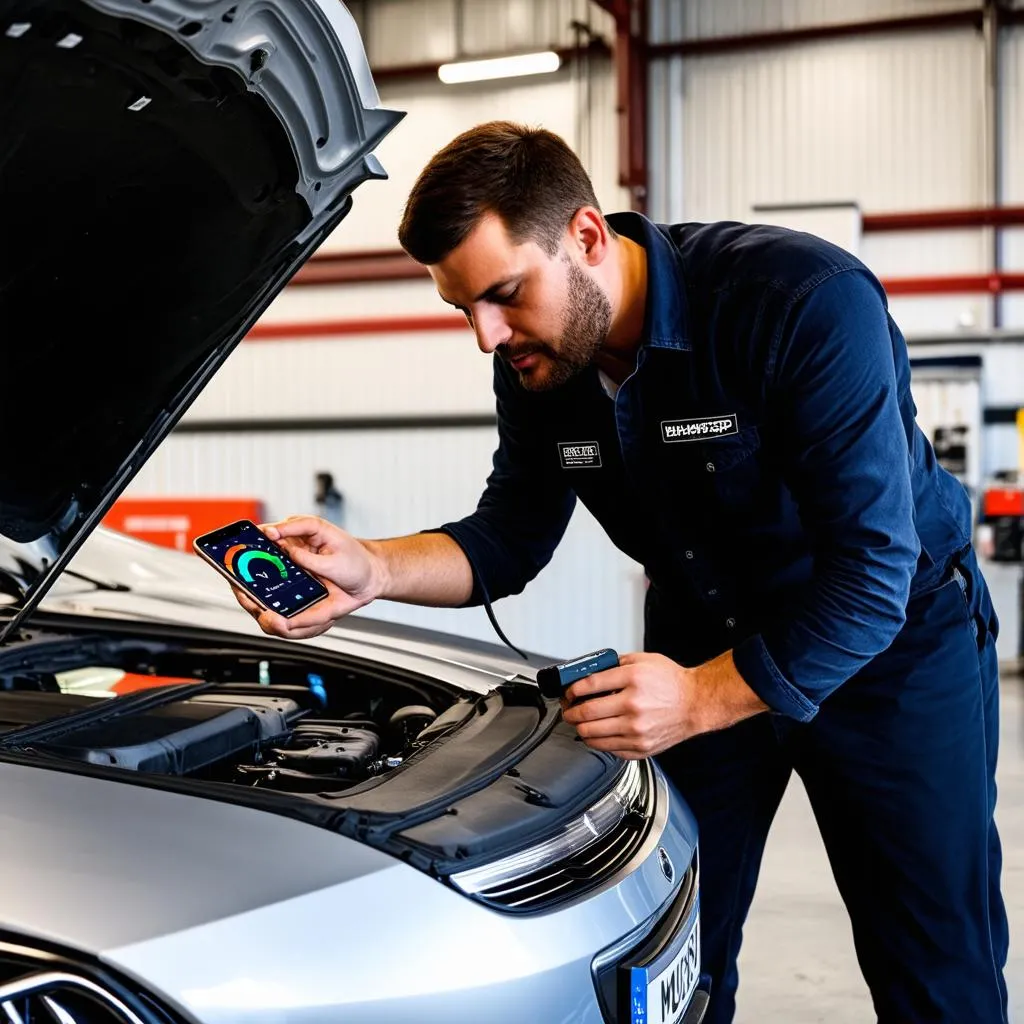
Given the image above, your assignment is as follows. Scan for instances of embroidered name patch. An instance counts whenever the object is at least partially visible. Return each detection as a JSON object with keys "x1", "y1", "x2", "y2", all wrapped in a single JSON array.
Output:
[
  {"x1": 661, "y1": 414, "x2": 739, "y2": 443},
  {"x1": 558, "y1": 441, "x2": 602, "y2": 468}
]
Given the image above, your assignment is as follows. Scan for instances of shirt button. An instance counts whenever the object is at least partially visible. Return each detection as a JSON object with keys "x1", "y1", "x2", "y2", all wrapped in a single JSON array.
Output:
[
  {"x1": 706, "y1": 462, "x2": 716, "y2": 473},
  {"x1": 685, "y1": 550, "x2": 694, "y2": 560},
  {"x1": 725, "y1": 617, "x2": 736, "y2": 629}
]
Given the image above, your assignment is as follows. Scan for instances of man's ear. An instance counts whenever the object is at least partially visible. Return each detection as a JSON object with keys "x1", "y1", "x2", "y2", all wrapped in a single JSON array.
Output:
[{"x1": 566, "y1": 206, "x2": 611, "y2": 267}]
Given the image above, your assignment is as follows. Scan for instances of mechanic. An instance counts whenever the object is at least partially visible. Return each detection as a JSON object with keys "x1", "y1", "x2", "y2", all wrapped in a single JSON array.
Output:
[{"x1": 236, "y1": 122, "x2": 1008, "y2": 1023}]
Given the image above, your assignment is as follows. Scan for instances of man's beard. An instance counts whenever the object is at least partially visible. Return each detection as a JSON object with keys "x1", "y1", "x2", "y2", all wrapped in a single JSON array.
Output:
[{"x1": 502, "y1": 260, "x2": 612, "y2": 392}]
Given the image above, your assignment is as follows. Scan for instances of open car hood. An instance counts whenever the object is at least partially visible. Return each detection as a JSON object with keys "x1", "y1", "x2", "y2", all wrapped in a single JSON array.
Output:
[{"x1": 0, "y1": 0, "x2": 402, "y2": 642}]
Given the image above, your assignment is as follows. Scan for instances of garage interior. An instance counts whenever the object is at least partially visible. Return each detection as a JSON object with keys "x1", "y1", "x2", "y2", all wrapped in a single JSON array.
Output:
[{"x1": 90, "y1": 0, "x2": 1024, "y2": 1019}]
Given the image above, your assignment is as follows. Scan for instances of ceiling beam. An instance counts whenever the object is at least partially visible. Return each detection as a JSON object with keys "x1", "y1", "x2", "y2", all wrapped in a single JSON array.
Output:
[{"x1": 647, "y1": 8, "x2": 984, "y2": 59}]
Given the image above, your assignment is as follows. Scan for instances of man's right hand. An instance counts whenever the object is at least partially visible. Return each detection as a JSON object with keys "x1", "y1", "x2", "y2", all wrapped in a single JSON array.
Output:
[{"x1": 231, "y1": 515, "x2": 387, "y2": 640}]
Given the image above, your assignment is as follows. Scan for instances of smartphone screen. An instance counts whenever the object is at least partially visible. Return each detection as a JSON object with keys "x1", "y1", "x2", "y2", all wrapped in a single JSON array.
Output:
[{"x1": 194, "y1": 520, "x2": 328, "y2": 618}]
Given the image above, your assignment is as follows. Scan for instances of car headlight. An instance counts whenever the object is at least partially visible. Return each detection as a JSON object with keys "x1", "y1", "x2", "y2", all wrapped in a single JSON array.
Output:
[{"x1": 450, "y1": 760, "x2": 653, "y2": 911}]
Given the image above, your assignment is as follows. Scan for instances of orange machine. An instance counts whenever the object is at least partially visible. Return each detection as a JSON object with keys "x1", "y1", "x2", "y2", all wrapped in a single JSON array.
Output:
[{"x1": 103, "y1": 498, "x2": 266, "y2": 553}]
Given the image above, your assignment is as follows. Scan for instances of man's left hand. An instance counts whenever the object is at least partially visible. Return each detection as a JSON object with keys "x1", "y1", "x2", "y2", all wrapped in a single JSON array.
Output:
[{"x1": 560, "y1": 650, "x2": 769, "y2": 758}]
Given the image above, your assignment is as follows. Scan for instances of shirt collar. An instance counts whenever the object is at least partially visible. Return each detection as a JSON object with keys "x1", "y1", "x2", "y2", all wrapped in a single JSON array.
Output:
[{"x1": 605, "y1": 211, "x2": 691, "y2": 352}]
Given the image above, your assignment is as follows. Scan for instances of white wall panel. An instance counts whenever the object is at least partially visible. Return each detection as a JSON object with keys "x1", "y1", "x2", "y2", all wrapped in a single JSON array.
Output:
[
  {"x1": 362, "y1": 0, "x2": 457, "y2": 66},
  {"x1": 261, "y1": 279, "x2": 444, "y2": 323},
  {"x1": 651, "y1": 0, "x2": 980, "y2": 43},
  {"x1": 362, "y1": 0, "x2": 616, "y2": 65},
  {"x1": 981, "y1": 345, "x2": 1024, "y2": 407},
  {"x1": 320, "y1": 66, "x2": 628, "y2": 254},
  {"x1": 580, "y1": 41, "x2": 625, "y2": 210},
  {"x1": 861, "y1": 231, "x2": 992, "y2": 279},
  {"x1": 1007, "y1": 228, "x2": 1024, "y2": 270},
  {"x1": 866, "y1": 232, "x2": 995, "y2": 334},
  {"x1": 644, "y1": 3, "x2": 1010, "y2": 373},
  {"x1": 890, "y1": 295, "x2": 994, "y2": 335},
  {"x1": 647, "y1": 52, "x2": 686, "y2": 222},
  {"x1": 126, "y1": 428, "x2": 645, "y2": 660},
  {"x1": 182, "y1": 333, "x2": 489, "y2": 422},
  {"x1": 1002, "y1": 228, "x2": 1024, "y2": 327},
  {"x1": 460, "y1": 0, "x2": 601, "y2": 54},
  {"x1": 1002, "y1": 29, "x2": 1024, "y2": 330},
  {"x1": 1001, "y1": 26, "x2": 1024, "y2": 206},
  {"x1": 752, "y1": 203, "x2": 861, "y2": 253},
  {"x1": 669, "y1": 30, "x2": 984, "y2": 224}
]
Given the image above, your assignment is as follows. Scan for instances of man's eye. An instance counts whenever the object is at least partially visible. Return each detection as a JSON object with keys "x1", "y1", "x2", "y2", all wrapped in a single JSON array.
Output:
[{"x1": 497, "y1": 286, "x2": 520, "y2": 304}]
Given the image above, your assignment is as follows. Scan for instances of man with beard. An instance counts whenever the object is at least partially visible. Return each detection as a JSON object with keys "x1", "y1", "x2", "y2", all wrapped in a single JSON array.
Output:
[{"x1": 235, "y1": 122, "x2": 1007, "y2": 1023}]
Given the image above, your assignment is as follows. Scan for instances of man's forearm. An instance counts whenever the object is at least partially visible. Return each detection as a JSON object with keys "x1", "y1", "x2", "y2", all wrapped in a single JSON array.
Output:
[
  {"x1": 362, "y1": 532, "x2": 474, "y2": 607},
  {"x1": 695, "y1": 649, "x2": 770, "y2": 733}
]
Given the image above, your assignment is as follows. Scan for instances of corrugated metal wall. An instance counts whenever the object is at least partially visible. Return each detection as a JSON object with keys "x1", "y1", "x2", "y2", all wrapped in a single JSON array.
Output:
[
  {"x1": 647, "y1": 1, "x2": 994, "y2": 333},
  {"x1": 644, "y1": 0, "x2": 1024, "y2": 392},
  {"x1": 183, "y1": 333, "x2": 492, "y2": 422},
  {"x1": 354, "y1": 0, "x2": 612, "y2": 65},
  {"x1": 655, "y1": 30, "x2": 985, "y2": 222},
  {"x1": 668, "y1": 0, "x2": 978, "y2": 39},
  {"x1": 1003, "y1": 23, "x2": 1024, "y2": 328},
  {"x1": 346, "y1": 0, "x2": 621, "y2": 235}
]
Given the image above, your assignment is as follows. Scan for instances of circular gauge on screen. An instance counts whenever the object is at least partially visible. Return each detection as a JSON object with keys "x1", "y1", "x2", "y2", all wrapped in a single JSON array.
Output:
[{"x1": 224, "y1": 545, "x2": 288, "y2": 582}]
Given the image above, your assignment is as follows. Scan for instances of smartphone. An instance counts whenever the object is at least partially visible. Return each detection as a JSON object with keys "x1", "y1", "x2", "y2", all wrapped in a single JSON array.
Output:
[{"x1": 193, "y1": 519, "x2": 329, "y2": 618}]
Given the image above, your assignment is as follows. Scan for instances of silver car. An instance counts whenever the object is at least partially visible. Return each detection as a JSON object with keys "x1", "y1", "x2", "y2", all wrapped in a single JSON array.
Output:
[{"x1": 0, "y1": 1, "x2": 706, "y2": 1022}]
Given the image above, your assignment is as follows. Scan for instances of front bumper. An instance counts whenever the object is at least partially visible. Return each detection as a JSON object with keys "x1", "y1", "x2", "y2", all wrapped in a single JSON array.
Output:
[{"x1": 593, "y1": 846, "x2": 709, "y2": 1024}]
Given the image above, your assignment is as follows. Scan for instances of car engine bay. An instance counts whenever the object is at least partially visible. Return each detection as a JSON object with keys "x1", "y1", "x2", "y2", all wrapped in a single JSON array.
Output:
[{"x1": 0, "y1": 630, "x2": 472, "y2": 794}]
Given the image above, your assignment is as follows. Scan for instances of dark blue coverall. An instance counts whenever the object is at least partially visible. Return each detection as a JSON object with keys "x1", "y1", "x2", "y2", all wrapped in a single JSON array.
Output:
[{"x1": 438, "y1": 212, "x2": 1008, "y2": 1023}]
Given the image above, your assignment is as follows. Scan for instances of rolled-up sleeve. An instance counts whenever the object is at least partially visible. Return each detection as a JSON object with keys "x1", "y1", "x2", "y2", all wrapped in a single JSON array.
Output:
[
  {"x1": 732, "y1": 269, "x2": 921, "y2": 719},
  {"x1": 432, "y1": 360, "x2": 576, "y2": 606}
]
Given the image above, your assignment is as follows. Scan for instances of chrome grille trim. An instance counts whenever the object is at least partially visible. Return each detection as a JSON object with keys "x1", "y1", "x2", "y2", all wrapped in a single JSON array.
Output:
[
  {"x1": 0, "y1": 972, "x2": 147, "y2": 1024},
  {"x1": 42, "y1": 998, "x2": 79, "y2": 1024},
  {"x1": 0, "y1": 1003, "x2": 24, "y2": 1024},
  {"x1": 0, "y1": 939, "x2": 185, "y2": 1024}
]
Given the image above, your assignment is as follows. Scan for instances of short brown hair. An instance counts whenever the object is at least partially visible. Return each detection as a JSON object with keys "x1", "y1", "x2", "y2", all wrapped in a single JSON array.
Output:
[{"x1": 398, "y1": 121, "x2": 609, "y2": 265}]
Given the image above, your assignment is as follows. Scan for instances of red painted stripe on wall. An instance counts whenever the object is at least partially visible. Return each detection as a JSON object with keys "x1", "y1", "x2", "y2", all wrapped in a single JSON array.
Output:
[
  {"x1": 247, "y1": 314, "x2": 469, "y2": 339},
  {"x1": 880, "y1": 273, "x2": 1024, "y2": 295},
  {"x1": 863, "y1": 206, "x2": 1024, "y2": 232}
]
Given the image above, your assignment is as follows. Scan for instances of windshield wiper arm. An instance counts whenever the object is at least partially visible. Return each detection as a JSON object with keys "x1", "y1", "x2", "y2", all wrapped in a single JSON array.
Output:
[{"x1": 61, "y1": 569, "x2": 130, "y2": 592}]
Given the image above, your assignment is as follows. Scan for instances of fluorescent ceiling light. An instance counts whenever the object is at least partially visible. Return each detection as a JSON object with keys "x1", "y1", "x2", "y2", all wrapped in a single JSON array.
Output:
[{"x1": 438, "y1": 50, "x2": 561, "y2": 85}]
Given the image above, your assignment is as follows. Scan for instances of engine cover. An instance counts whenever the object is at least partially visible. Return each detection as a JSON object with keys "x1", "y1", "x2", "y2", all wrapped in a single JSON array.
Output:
[{"x1": 36, "y1": 694, "x2": 301, "y2": 775}]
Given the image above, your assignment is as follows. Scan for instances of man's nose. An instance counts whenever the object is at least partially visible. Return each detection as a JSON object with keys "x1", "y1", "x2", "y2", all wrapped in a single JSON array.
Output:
[{"x1": 472, "y1": 306, "x2": 511, "y2": 354}]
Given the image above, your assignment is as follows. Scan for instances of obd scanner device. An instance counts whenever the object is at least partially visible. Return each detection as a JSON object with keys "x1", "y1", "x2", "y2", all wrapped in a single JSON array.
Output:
[{"x1": 536, "y1": 648, "x2": 619, "y2": 700}]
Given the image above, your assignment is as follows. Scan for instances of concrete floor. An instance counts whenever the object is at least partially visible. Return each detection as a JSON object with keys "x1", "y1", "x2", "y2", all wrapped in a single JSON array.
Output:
[{"x1": 734, "y1": 668, "x2": 1024, "y2": 1023}]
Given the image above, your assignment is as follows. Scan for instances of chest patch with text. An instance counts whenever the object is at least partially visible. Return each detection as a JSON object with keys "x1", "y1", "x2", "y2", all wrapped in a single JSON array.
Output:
[
  {"x1": 558, "y1": 441, "x2": 602, "y2": 468},
  {"x1": 661, "y1": 414, "x2": 739, "y2": 443}
]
